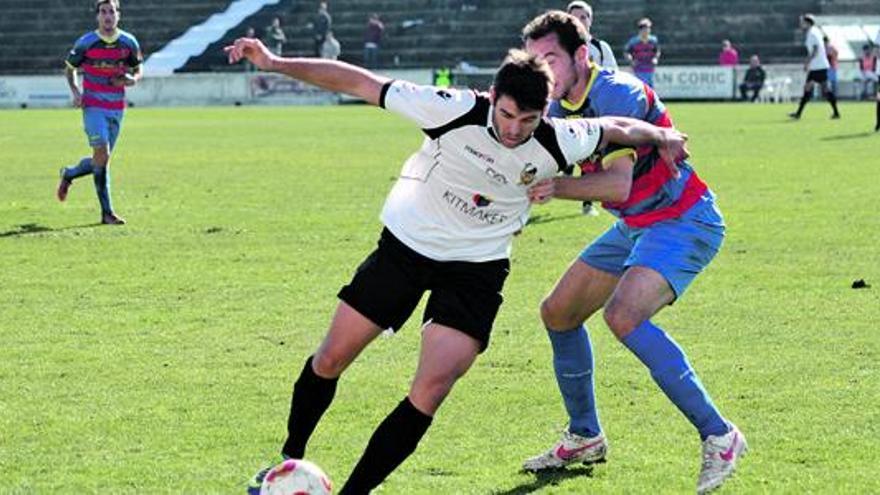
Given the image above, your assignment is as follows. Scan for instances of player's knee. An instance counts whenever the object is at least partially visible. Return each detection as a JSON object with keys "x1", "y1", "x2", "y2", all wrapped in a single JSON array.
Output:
[
  {"x1": 540, "y1": 296, "x2": 580, "y2": 331},
  {"x1": 410, "y1": 376, "x2": 456, "y2": 415},
  {"x1": 603, "y1": 302, "x2": 640, "y2": 339},
  {"x1": 92, "y1": 149, "x2": 110, "y2": 167},
  {"x1": 311, "y1": 349, "x2": 350, "y2": 378}
]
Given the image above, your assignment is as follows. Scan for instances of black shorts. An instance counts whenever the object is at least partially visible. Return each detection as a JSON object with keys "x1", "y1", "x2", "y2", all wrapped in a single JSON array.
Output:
[
  {"x1": 337, "y1": 228, "x2": 510, "y2": 352},
  {"x1": 806, "y1": 69, "x2": 828, "y2": 84}
]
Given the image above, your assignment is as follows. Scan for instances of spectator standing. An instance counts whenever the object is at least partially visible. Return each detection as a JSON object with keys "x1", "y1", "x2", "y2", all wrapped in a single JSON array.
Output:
[
  {"x1": 364, "y1": 13, "x2": 384, "y2": 68},
  {"x1": 739, "y1": 54, "x2": 766, "y2": 102},
  {"x1": 321, "y1": 31, "x2": 341, "y2": 60},
  {"x1": 718, "y1": 39, "x2": 739, "y2": 66},
  {"x1": 625, "y1": 18, "x2": 661, "y2": 87},
  {"x1": 824, "y1": 35, "x2": 838, "y2": 94},
  {"x1": 264, "y1": 17, "x2": 286, "y2": 55},
  {"x1": 312, "y1": 2, "x2": 332, "y2": 57},
  {"x1": 567, "y1": 1, "x2": 618, "y2": 70},
  {"x1": 858, "y1": 44, "x2": 877, "y2": 100}
]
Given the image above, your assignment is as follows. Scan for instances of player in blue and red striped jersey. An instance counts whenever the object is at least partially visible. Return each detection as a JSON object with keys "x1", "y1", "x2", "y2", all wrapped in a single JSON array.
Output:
[
  {"x1": 624, "y1": 17, "x2": 660, "y2": 88},
  {"x1": 522, "y1": 11, "x2": 746, "y2": 494},
  {"x1": 57, "y1": 0, "x2": 142, "y2": 225}
]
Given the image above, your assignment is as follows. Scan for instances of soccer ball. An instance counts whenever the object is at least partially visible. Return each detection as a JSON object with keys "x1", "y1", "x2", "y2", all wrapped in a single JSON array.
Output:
[{"x1": 260, "y1": 458, "x2": 333, "y2": 495}]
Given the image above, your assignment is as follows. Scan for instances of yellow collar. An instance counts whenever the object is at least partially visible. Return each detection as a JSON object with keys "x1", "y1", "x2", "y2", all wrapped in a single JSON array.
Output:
[
  {"x1": 95, "y1": 29, "x2": 120, "y2": 43},
  {"x1": 560, "y1": 62, "x2": 599, "y2": 112}
]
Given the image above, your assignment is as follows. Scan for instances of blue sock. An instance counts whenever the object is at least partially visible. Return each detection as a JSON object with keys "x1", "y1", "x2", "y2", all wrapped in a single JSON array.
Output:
[
  {"x1": 622, "y1": 320, "x2": 729, "y2": 440},
  {"x1": 548, "y1": 326, "x2": 601, "y2": 438},
  {"x1": 63, "y1": 157, "x2": 93, "y2": 180},
  {"x1": 93, "y1": 166, "x2": 113, "y2": 214}
]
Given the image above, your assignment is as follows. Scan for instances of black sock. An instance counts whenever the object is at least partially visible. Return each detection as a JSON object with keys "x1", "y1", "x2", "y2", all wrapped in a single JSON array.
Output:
[
  {"x1": 281, "y1": 355, "x2": 338, "y2": 459},
  {"x1": 795, "y1": 91, "x2": 810, "y2": 116},
  {"x1": 875, "y1": 101, "x2": 879, "y2": 130},
  {"x1": 340, "y1": 397, "x2": 433, "y2": 494},
  {"x1": 825, "y1": 91, "x2": 840, "y2": 116}
]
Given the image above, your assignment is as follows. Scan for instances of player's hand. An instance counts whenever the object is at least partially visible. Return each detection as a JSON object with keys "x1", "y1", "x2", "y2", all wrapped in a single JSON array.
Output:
[
  {"x1": 71, "y1": 91, "x2": 82, "y2": 108},
  {"x1": 528, "y1": 178, "x2": 556, "y2": 204},
  {"x1": 657, "y1": 128, "x2": 687, "y2": 178},
  {"x1": 110, "y1": 74, "x2": 136, "y2": 87},
  {"x1": 225, "y1": 37, "x2": 275, "y2": 71}
]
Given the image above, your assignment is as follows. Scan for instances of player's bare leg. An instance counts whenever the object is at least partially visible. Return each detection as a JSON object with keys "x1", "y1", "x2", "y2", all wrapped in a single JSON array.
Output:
[{"x1": 342, "y1": 323, "x2": 480, "y2": 493}]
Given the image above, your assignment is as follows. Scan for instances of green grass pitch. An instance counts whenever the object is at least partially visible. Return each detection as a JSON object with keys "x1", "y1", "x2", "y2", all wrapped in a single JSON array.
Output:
[{"x1": 1, "y1": 102, "x2": 878, "y2": 493}]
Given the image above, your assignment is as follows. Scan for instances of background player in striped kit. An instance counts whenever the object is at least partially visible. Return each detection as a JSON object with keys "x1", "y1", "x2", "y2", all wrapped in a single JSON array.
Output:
[{"x1": 57, "y1": 0, "x2": 142, "y2": 225}]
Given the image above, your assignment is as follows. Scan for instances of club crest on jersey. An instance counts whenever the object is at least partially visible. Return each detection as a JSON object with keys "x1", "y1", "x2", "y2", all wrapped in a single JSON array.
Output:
[{"x1": 519, "y1": 163, "x2": 538, "y2": 185}]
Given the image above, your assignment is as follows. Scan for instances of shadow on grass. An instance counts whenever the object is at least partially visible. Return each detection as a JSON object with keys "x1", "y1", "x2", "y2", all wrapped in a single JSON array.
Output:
[
  {"x1": 0, "y1": 222, "x2": 101, "y2": 238},
  {"x1": 490, "y1": 465, "x2": 597, "y2": 495},
  {"x1": 819, "y1": 131, "x2": 877, "y2": 142},
  {"x1": 527, "y1": 212, "x2": 584, "y2": 227}
]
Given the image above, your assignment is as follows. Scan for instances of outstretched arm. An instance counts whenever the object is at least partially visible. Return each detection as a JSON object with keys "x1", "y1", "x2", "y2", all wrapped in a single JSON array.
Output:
[
  {"x1": 225, "y1": 37, "x2": 388, "y2": 105},
  {"x1": 597, "y1": 116, "x2": 687, "y2": 173}
]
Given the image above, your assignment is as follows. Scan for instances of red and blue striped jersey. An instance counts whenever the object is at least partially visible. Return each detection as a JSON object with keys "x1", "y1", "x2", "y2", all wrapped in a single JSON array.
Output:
[
  {"x1": 547, "y1": 64, "x2": 711, "y2": 228},
  {"x1": 625, "y1": 35, "x2": 660, "y2": 73},
  {"x1": 66, "y1": 29, "x2": 142, "y2": 111}
]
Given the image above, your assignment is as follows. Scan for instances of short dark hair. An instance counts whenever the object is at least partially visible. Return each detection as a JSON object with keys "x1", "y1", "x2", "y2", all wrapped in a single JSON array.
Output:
[
  {"x1": 522, "y1": 10, "x2": 588, "y2": 58},
  {"x1": 492, "y1": 49, "x2": 552, "y2": 112},
  {"x1": 95, "y1": 0, "x2": 119, "y2": 13},
  {"x1": 802, "y1": 13, "x2": 815, "y2": 25}
]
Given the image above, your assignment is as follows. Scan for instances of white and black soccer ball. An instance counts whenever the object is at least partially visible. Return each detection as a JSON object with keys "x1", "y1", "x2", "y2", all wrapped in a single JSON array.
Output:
[{"x1": 260, "y1": 458, "x2": 333, "y2": 495}]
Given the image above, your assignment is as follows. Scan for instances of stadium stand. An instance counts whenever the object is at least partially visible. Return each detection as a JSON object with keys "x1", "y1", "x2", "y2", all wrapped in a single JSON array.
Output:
[
  {"x1": 2, "y1": 0, "x2": 873, "y2": 75},
  {"x1": 0, "y1": 0, "x2": 230, "y2": 74}
]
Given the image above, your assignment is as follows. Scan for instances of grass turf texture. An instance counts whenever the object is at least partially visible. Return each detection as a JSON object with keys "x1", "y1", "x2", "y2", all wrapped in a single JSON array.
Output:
[{"x1": 1, "y1": 103, "x2": 878, "y2": 493}]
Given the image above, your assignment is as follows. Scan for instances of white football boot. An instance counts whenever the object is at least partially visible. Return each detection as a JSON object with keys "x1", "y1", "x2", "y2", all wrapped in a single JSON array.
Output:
[
  {"x1": 522, "y1": 429, "x2": 607, "y2": 472},
  {"x1": 697, "y1": 424, "x2": 747, "y2": 494}
]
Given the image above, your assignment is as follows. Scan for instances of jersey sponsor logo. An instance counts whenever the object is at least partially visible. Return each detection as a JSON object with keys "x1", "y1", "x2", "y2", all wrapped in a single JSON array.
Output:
[
  {"x1": 465, "y1": 144, "x2": 495, "y2": 164},
  {"x1": 442, "y1": 190, "x2": 507, "y2": 225},
  {"x1": 472, "y1": 193, "x2": 492, "y2": 207},
  {"x1": 519, "y1": 163, "x2": 538, "y2": 185},
  {"x1": 436, "y1": 90, "x2": 453, "y2": 100},
  {"x1": 484, "y1": 166, "x2": 508, "y2": 185}
]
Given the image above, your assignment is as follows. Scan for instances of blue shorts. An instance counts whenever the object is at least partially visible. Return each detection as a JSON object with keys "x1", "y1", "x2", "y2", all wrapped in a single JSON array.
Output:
[
  {"x1": 635, "y1": 71, "x2": 655, "y2": 88},
  {"x1": 579, "y1": 195, "x2": 724, "y2": 299},
  {"x1": 83, "y1": 107, "x2": 124, "y2": 149}
]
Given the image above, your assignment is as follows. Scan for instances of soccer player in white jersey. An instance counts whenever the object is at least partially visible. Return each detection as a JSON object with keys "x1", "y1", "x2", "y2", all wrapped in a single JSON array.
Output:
[
  {"x1": 789, "y1": 13, "x2": 840, "y2": 120},
  {"x1": 565, "y1": 0, "x2": 618, "y2": 217},
  {"x1": 567, "y1": 1, "x2": 617, "y2": 70},
  {"x1": 225, "y1": 37, "x2": 687, "y2": 494}
]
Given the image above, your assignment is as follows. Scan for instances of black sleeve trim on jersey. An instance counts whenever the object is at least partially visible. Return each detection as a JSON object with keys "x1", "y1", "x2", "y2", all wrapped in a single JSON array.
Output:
[
  {"x1": 423, "y1": 92, "x2": 489, "y2": 140},
  {"x1": 590, "y1": 38, "x2": 604, "y2": 65},
  {"x1": 533, "y1": 119, "x2": 569, "y2": 173},
  {"x1": 378, "y1": 80, "x2": 394, "y2": 109}
]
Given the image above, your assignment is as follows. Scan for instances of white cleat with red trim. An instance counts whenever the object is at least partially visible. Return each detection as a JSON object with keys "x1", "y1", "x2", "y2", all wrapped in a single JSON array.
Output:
[
  {"x1": 697, "y1": 424, "x2": 747, "y2": 494},
  {"x1": 522, "y1": 429, "x2": 607, "y2": 472}
]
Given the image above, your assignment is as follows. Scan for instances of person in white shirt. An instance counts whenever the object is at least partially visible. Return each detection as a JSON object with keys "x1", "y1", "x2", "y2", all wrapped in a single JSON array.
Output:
[
  {"x1": 565, "y1": 0, "x2": 618, "y2": 216},
  {"x1": 789, "y1": 13, "x2": 840, "y2": 120},
  {"x1": 226, "y1": 36, "x2": 688, "y2": 494},
  {"x1": 566, "y1": 1, "x2": 617, "y2": 70}
]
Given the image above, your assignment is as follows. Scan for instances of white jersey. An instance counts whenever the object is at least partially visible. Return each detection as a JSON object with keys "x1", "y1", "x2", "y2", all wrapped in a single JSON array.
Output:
[
  {"x1": 379, "y1": 80, "x2": 603, "y2": 262},
  {"x1": 589, "y1": 38, "x2": 618, "y2": 70},
  {"x1": 805, "y1": 26, "x2": 829, "y2": 71}
]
